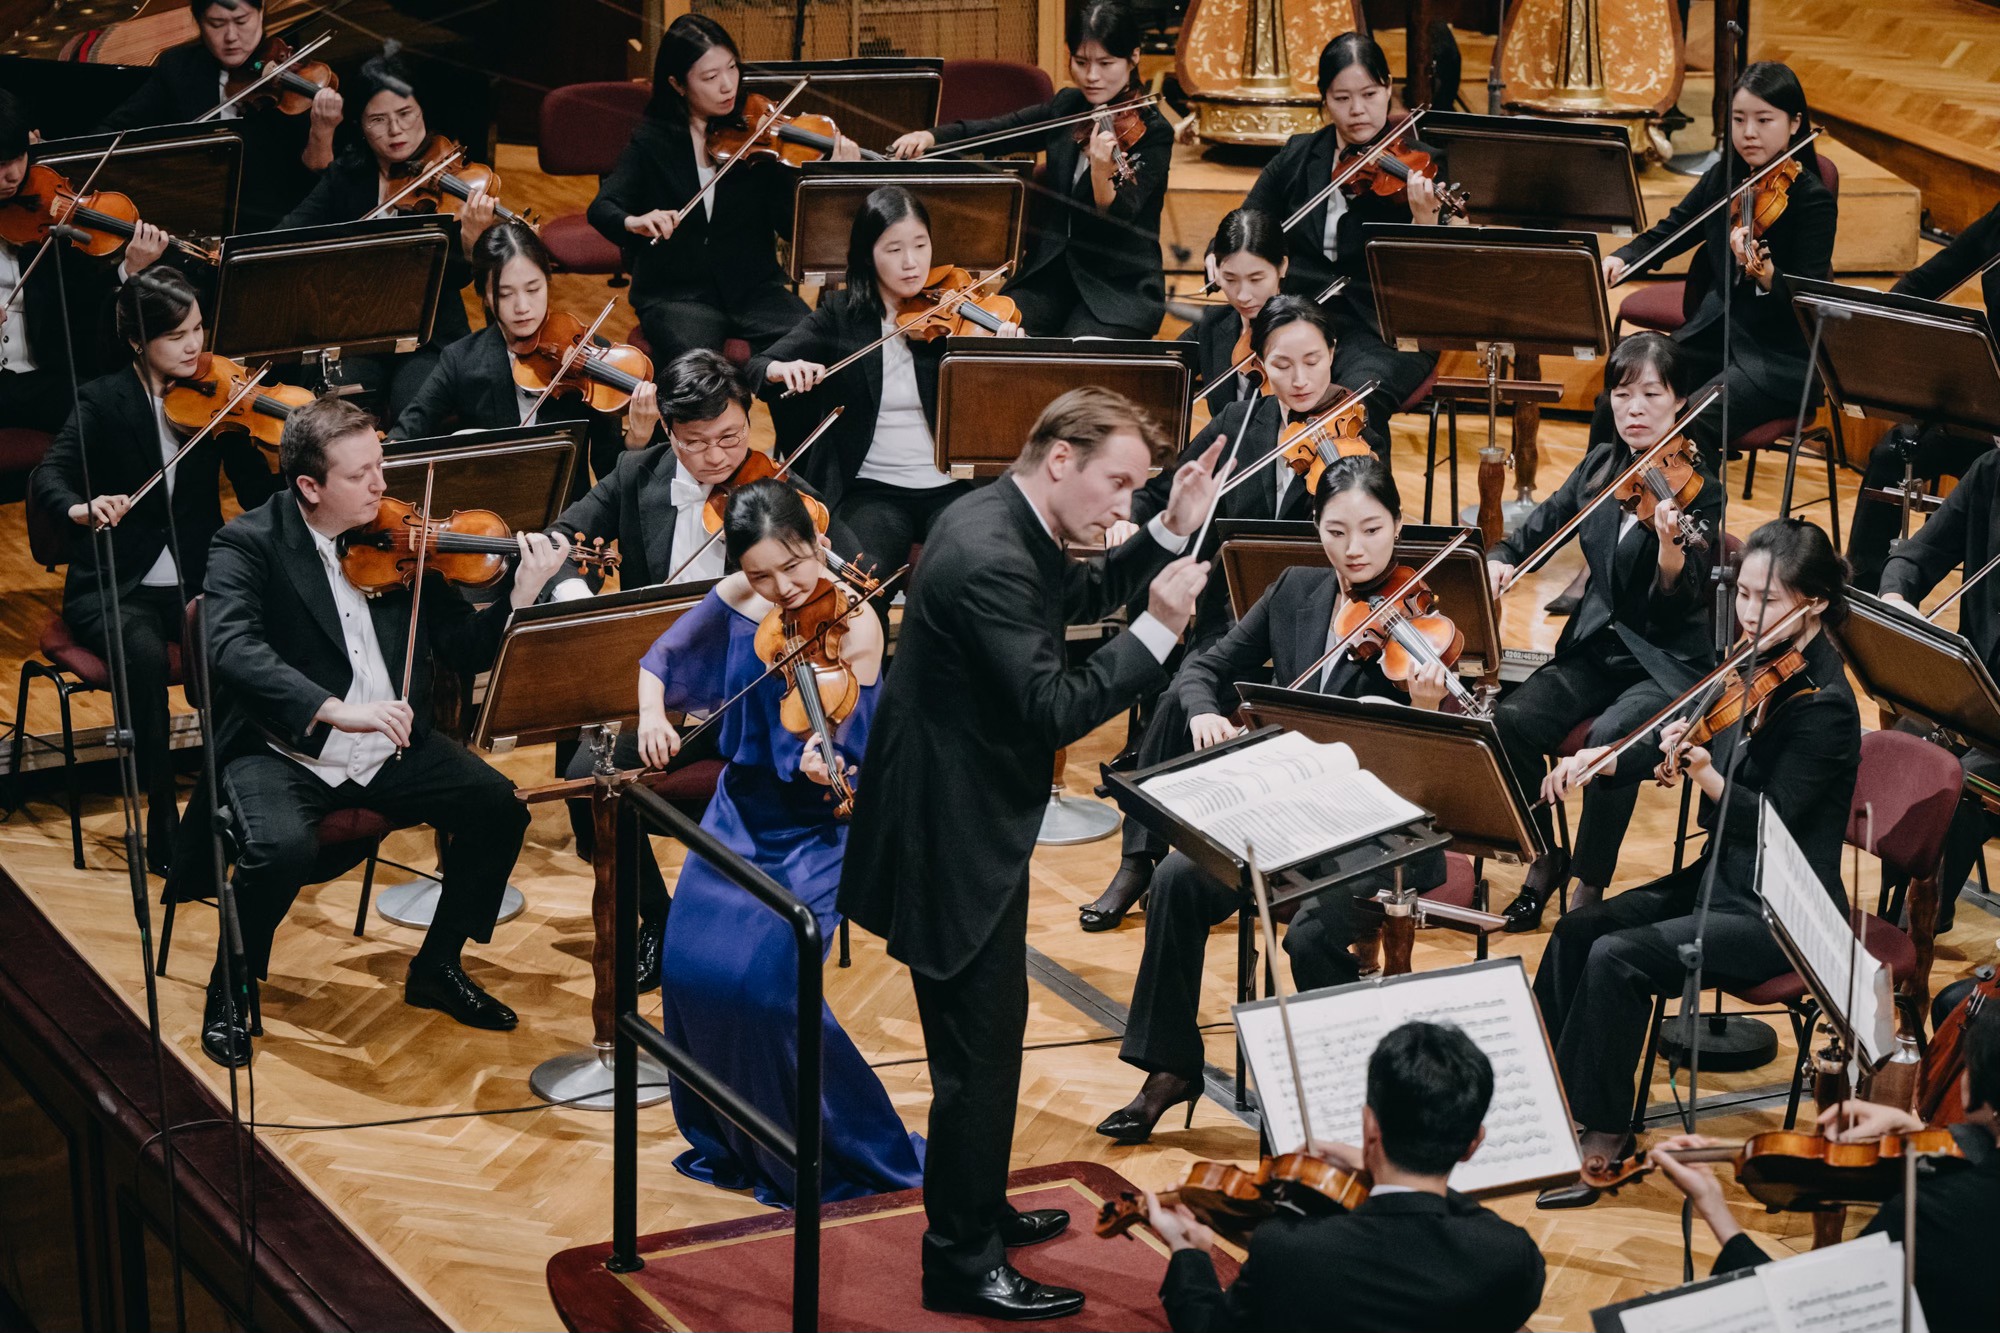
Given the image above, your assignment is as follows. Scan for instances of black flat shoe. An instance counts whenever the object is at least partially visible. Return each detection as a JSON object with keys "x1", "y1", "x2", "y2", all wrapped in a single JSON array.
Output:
[
  {"x1": 1000, "y1": 1208, "x2": 1071, "y2": 1247},
  {"x1": 1503, "y1": 850, "x2": 1570, "y2": 933},
  {"x1": 922, "y1": 1263, "x2": 1084, "y2": 1321},
  {"x1": 201, "y1": 979, "x2": 252, "y2": 1069},
  {"x1": 1095, "y1": 1072, "x2": 1199, "y2": 1145},
  {"x1": 1543, "y1": 592, "x2": 1581, "y2": 617},
  {"x1": 406, "y1": 960, "x2": 518, "y2": 1031},
  {"x1": 635, "y1": 915, "x2": 666, "y2": 994},
  {"x1": 1080, "y1": 857, "x2": 1153, "y2": 933},
  {"x1": 1536, "y1": 1181, "x2": 1602, "y2": 1210}
]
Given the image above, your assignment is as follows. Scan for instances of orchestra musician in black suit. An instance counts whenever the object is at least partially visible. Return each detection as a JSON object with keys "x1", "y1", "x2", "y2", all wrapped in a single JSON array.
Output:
[
  {"x1": 889, "y1": 1, "x2": 1172, "y2": 340},
  {"x1": 31, "y1": 270, "x2": 277, "y2": 872},
  {"x1": 195, "y1": 396, "x2": 569, "y2": 1068},
  {"x1": 1655, "y1": 1010, "x2": 2000, "y2": 1333},
  {"x1": 1146, "y1": 1022, "x2": 1547, "y2": 1333},
  {"x1": 100, "y1": 0, "x2": 340, "y2": 233},
  {"x1": 1177, "y1": 209, "x2": 1289, "y2": 415},
  {"x1": 839, "y1": 387, "x2": 1221, "y2": 1320}
]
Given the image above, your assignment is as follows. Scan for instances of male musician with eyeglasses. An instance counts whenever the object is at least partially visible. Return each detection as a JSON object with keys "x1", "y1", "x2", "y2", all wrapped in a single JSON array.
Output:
[
  {"x1": 1144, "y1": 1022, "x2": 1546, "y2": 1333},
  {"x1": 194, "y1": 397, "x2": 567, "y2": 1068}
]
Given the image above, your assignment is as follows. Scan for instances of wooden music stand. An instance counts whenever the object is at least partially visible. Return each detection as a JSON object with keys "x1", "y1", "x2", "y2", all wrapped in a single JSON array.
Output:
[
  {"x1": 788, "y1": 161, "x2": 1031, "y2": 285},
  {"x1": 1364, "y1": 223, "x2": 1612, "y2": 545},
  {"x1": 475, "y1": 582, "x2": 718, "y2": 1110},
  {"x1": 1416, "y1": 112, "x2": 1646, "y2": 237},
  {"x1": 382, "y1": 422, "x2": 587, "y2": 536},
  {"x1": 742, "y1": 58, "x2": 943, "y2": 157},
  {"x1": 934, "y1": 337, "x2": 1196, "y2": 477},
  {"x1": 30, "y1": 121, "x2": 246, "y2": 242}
]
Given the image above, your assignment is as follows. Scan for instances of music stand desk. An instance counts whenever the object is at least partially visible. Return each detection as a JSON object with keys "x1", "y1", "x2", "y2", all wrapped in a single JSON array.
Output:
[
  {"x1": 383, "y1": 422, "x2": 586, "y2": 535},
  {"x1": 743, "y1": 58, "x2": 943, "y2": 157},
  {"x1": 211, "y1": 215, "x2": 456, "y2": 364},
  {"x1": 32, "y1": 120, "x2": 245, "y2": 242},
  {"x1": 790, "y1": 161, "x2": 1031, "y2": 284},
  {"x1": 935, "y1": 337, "x2": 1195, "y2": 477},
  {"x1": 1788, "y1": 278, "x2": 2000, "y2": 440},
  {"x1": 1419, "y1": 112, "x2": 1646, "y2": 236},
  {"x1": 1365, "y1": 224, "x2": 1612, "y2": 360}
]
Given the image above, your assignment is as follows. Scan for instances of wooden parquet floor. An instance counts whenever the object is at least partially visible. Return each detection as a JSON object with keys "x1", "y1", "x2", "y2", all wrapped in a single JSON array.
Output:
[{"x1": 3, "y1": 128, "x2": 1998, "y2": 1333}]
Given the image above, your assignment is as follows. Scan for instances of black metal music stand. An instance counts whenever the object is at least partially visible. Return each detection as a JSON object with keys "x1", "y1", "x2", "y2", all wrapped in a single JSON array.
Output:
[
  {"x1": 1831, "y1": 590, "x2": 2000, "y2": 758},
  {"x1": 473, "y1": 582, "x2": 717, "y2": 1110},
  {"x1": 209, "y1": 215, "x2": 456, "y2": 384},
  {"x1": 1364, "y1": 223, "x2": 1612, "y2": 541},
  {"x1": 742, "y1": 57, "x2": 943, "y2": 156},
  {"x1": 788, "y1": 160, "x2": 1032, "y2": 284},
  {"x1": 1418, "y1": 112, "x2": 1647, "y2": 237},
  {"x1": 30, "y1": 120, "x2": 246, "y2": 242},
  {"x1": 1789, "y1": 278, "x2": 2000, "y2": 539},
  {"x1": 934, "y1": 337, "x2": 1197, "y2": 478}
]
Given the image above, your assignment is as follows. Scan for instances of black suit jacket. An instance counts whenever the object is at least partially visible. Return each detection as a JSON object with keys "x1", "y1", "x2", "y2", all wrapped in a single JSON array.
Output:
[
  {"x1": 1242, "y1": 123, "x2": 1441, "y2": 339},
  {"x1": 1176, "y1": 565, "x2": 1402, "y2": 717},
  {"x1": 1177, "y1": 303, "x2": 1254, "y2": 414},
  {"x1": 838, "y1": 479, "x2": 1178, "y2": 976},
  {"x1": 549, "y1": 441, "x2": 855, "y2": 591},
  {"x1": 31, "y1": 367, "x2": 278, "y2": 611},
  {"x1": 1490, "y1": 437, "x2": 1720, "y2": 688},
  {"x1": 202, "y1": 492, "x2": 512, "y2": 763},
  {"x1": 1611, "y1": 152, "x2": 1837, "y2": 398},
  {"x1": 279, "y1": 152, "x2": 473, "y2": 344},
  {"x1": 1893, "y1": 198, "x2": 2000, "y2": 325},
  {"x1": 391, "y1": 324, "x2": 624, "y2": 482},
  {"x1": 99, "y1": 41, "x2": 318, "y2": 233},
  {"x1": 1161, "y1": 1190, "x2": 1546, "y2": 1333},
  {"x1": 1880, "y1": 447, "x2": 2000, "y2": 670},
  {"x1": 1713, "y1": 1126, "x2": 1999, "y2": 1333},
  {"x1": 930, "y1": 88, "x2": 1171, "y2": 334},
  {"x1": 747, "y1": 287, "x2": 942, "y2": 506},
  {"x1": 585, "y1": 114, "x2": 794, "y2": 311}
]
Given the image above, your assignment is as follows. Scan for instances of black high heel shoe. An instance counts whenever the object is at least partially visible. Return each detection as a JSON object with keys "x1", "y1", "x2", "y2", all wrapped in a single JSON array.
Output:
[
  {"x1": 1095, "y1": 1071, "x2": 1200, "y2": 1145},
  {"x1": 1502, "y1": 850, "x2": 1570, "y2": 933},
  {"x1": 1080, "y1": 856, "x2": 1154, "y2": 933}
]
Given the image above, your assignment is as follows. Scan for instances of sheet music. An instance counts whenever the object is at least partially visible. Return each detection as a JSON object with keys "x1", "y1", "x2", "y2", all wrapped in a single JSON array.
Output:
[
  {"x1": 1233, "y1": 959, "x2": 1580, "y2": 1195},
  {"x1": 1618, "y1": 1273, "x2": 1770, "y2": 1333},
  {"x1": 1756, "y1": 802, "x2": 1897, "y2": 1064},
  {"x1": 1608, "y1": 1236, "x2": 1926, "y2": 1333},
  {"x1": 1139, "y1": 731, "x2": 1427, "y2": 870}
]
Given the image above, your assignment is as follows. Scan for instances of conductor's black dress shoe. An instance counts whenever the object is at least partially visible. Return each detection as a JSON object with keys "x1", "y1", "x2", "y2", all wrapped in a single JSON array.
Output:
[
  {"x1": 921, "y1": 1262, "x2": 1085, "y2": 1321},
  {"x1": 1000, "y1": 1209, "x2": 1071, "y2": 1247}
]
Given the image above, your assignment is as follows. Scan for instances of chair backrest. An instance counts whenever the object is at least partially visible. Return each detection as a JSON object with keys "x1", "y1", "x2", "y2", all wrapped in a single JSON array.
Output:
[
  {"x1": 1845, "y1": 728, "x2": 1963, "y2": 878},
  {"x1": 182, "y1": 596, "x2": 209, "y2": 712},
  {"x1": 23, "y1": 465, "x2": 68, "y2": 571},
  {"x1": 539, "y1": 81, "x2": 651, "y2": 176},
  {"x1": 938, "y1": 59, "x2": 1054, "y2": 127},
  {"x1": 1815, "y1": 148, "x2": 1839, "y2": 200}
]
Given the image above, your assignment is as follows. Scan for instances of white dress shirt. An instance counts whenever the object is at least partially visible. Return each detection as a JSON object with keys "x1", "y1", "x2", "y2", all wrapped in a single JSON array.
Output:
[
  {"x1": 271, "y1": 521, "x2": 398, "y2": 786},
  {"x1": 0, "y1": 240, "x2": 37, "y2": 375},
  {"x1": 1012, "y1": 477, "x2": 1189, "y2": 662},
  {"x1": 549, "y1": 465, "x2": 721, "y2": 603},
  {"x1": 855, "y1": 322, "x2": 950, "y2": 489},
  {"x1": 507, "y1": 350, "x2": 542, "y2": 425},
  {"x1": 139, "y1": 402, "x2": 182, "y2": 587},
  {"x1": 1320, "y1": 182, "x2": 1350, "y2": 261},
  {"x1": 216, "y1": 69, "x2": 243, "y2": 120}
]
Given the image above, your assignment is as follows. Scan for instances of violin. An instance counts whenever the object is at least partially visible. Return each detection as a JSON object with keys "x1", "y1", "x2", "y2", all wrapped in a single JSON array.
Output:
[
  {"x1": 1919, "y1": 965, "x2": 1998, "y2": 1124},
  {"x1": 1071, "y1": 104, "x2": 1147, "y2": 187},
  {"x1": 1611, "y1": 435, "x2": 1709, "y2": 551},
  {"x1": 1339, "y1": 128, "x2": 1468, "y2": 221},
  {"x1": 385, "y1": 136, "x2": 536, "y2": 228},
  {"x1": 752, "y1": 578, "x2": 863, "y2": 818},
  {"x1": 1095, "y1": 1160, "x2": 1272, "y2": 1246},
  {"x1": 1277, "y1": 393, "x2": 1372, "y2": 494},
  {"x1": 336, "y1": 496, "x2": 617, "y2": 594},
  {"x1": 896, "y1": 265, "x2": 1022, "y2": 339},
  {"x1": 707, "y1": 92, "x2": 886, "y2": 168},
  {"x1": 1733, "y1": 157, "x2": 1801, "y2": 240},
  {"x1": 1330, "y1": 565, "x2": 1486, "y2": 714},
  {"x1": 1583, "y1": 1128, "x2": 1966, "y2": 1212},
  {"x1": 1655, "y1": 646, "x2": 1810, "y2": 785},
  {"x1": 221, "y1": 36, "x2": 338, "y2": 117},
  {"x1": 0, "y1": 163, "x2": 216, "y2": 264},
  {"x1": 510, "y1": 310, "x2": 654, "y2": 413},
  {"x1": 703, "y1": 452, "x2": 832, "y2": 537},
  {"x1": 162, "y1": 353, "x2": 314, "y2": 453}
]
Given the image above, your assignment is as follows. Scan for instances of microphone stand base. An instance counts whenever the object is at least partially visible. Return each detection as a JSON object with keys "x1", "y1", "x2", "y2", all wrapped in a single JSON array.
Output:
[
  {"x1": 1037, "y1": 788, "x2": 1122, "y2": 846},
  {"x1": 1659, "y1": 1011, "x2": 1778, "y2": 1073},
  {"x1": 530, "y1": 1046, "x2": 672, "y2": 1111},
  {"x1": 375, "y1": 874, "x2": 528, "y2": 929}
]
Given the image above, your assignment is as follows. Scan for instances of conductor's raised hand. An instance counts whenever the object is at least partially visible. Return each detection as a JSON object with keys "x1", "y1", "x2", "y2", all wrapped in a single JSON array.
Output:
[
  {"x1": 1159, "y1": 438, "x2": 1227, "y2": 538},
  {"x1": 1147, "y1": 555, "x2": 1211, "y2": 639}
]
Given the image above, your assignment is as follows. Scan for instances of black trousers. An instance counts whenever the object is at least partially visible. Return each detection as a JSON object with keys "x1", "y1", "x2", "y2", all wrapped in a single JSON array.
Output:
[
  {"x1": 1118, "y1": 849, "x2": 1441, "y2": 1080},
  {"x1": 0, "y1": 367, "x2": 72, "y2": 434},
  {"x1": 1846, "y1": 425, "x2": 1994, "y2": 594},
  {"x1": 835, "y1": 477, "x2": 971, "y2": 572},
  {"x1": 1587, "y1": 338, "x2": 1802, "y2": 469},
  {"x1": 213, "y1": 733, "x2": 528, "y2": 982},
  {"x1": 1494, "y1": 632, "x2": 1673, "y2": 886},
  {"x1": 1008, "y1": 266, "x2": 1155, "y2": 340},
  {"x1": 910, "y1": 888, "x2": 1034, "y2": 1280},
  {"x1": 1121, "y1": 685, "x2": 1195, "y2": 862},
  {"x1": 1329, "y1": 310, "x2": 1436, "y2": 444},
  {"x1": 67, "y1": 584, "x2": 184, "y2": 854},
  {"x1": 638, "y1": 281, "x2": 815, "y2": 448},
  {"x1": 556, "y1": 725, "x2": 722, "y2": 923},
  {"x1": 1532, "y1": 865, "x2": 1789, "y2": 1131}
]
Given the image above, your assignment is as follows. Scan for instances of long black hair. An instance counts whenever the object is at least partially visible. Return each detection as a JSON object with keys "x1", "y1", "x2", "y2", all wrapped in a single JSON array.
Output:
[
  {"x1": 723, "y1": 477, "x2": 818, "y2": 570},
  {"x1": 471, "y1": 220, "x2": 551, "y2": 314},
  {"x1": 1066, "y1": 0, "x2": 1143, "y2": 62},
  {"x1": 1317, "y1": 31, "x2": 1392, "y2": 98},
  {"x1": 1250, "y1": 293, "x2": 1336, "y2": 356},
  {"x1": 1742, "y1": 517, "x2": 1849, "y2": 627},
  {"x1": 845, "y1": 186, "x2": 931, "y2": 318},
  {"x1": 647, "y1": 13, "x2": 741, "y2": 125},
  {"x1": 1208, "y1": 208, "x2": 1286, "y2": 272},
  {"x1": 1731, "y1": 61, "x2": 1819, "y2": 176},
  {"x1": 115, "y1": 268, "x2": 200, "y2": 359},
  {"x1": 1313, "y1": 454, "x2": 1401, "y2": 522}
]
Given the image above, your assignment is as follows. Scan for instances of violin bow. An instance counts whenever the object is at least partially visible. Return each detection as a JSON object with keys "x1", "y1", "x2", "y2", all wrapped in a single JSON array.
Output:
[
  {"x1": 523, "y1": 297, "x2": 618, "y2": 423},
  {"x1": 780, "y1": 264, "x2": 1014, "y2": 399},
  {"x1": 197, "y1": 33, "x2": 333, "y2": 122},
  {"x1": 658, "y1": 79, "x2": 810, "y2": 246},
  {"x1": 366, "y1": 147, "x2": 465, "y2": 220},
  {"x1": 1608, "y1": 131, "x2": 1822, "y2": 288},
  {"x1": 1245, "y1": 845, "x2": 1313, "y2": 1149},
  {"x1": 1921, "y1": 547, "x2": 2000, "y2": 622},
  {"x1": 1186, "y1": 291, "x2": 1349, "y2": 407},
  {"x1": 1212, "y1": 380, "x2": 1380, "y2": 501},
  {"x1": 1283, "y1": 531, "x2": 1472, "y2": 690},
  {"x1": 4, "y1": 130, "x2": 127, "y2": 316},
  {"x1": 914, "y1": 94, "x2": 1160, "y2": 161},
  {"x1": 1282, "y1": 109, "x2": 1430, "y2": 234},
  {"x1": 398, "y1": 461, "x2": 440, "y2": 725},
  {"x1": 1493, "y1": 387, "x2": 1722, "y2": 597},
  {"x1": 111, "y1": 365, "x2": 272, "y2": 525},
  {"x1": 658, "y1": 405, "x2": 846, "y2": 586}
]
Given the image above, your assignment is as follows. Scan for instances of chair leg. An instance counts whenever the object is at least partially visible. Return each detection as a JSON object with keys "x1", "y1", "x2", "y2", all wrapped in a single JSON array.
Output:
[
  {"x1": 838, "y1": 917, "x2": 851, "y2": 968},
  {"x1": 355, "y1": 851, "x2": 379, "y2": 937},
  {"x1": 1671, "y1": 780, "x2": 1695, "y2": 872},
  {"x1": 56, "y1": 679, "x2": 82, "y2": 870},
  {"x1": 7, "y1": 661, "x2": 34, "y2": 816},
  {"x1": 1823, "y1": 428, "x2": 1842, "y2": 548},
  {"x1": 1424, "y1": 402, "x2": 1441, "y2": 524},
  {"x1": 156, "y1": 898, "x2": 177, "y2": 977},
  {"x1": 1447, "y1": 403, "x2": 1461, "y2": 519},
  {"x1": 1629, "y1": 994, "x2": 1669, "y2": 1137},
  {"x1": 1742, "y1": 443, "x2": 1758, "y2": 499},
  {"x1": 1783, "y1": 1004, "x2": 1812, "y2": 1130}
]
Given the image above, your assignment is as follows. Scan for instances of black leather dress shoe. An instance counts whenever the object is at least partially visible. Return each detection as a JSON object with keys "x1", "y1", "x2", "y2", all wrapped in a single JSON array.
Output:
[
  {"x1": 201, "y1": 979, "x2": 252, "y2": 1068},
  {"x1": 922, "y1": 1263, "x2": 1084, "y2": 1321},
  {"x1": 999, "y1": 1209, "x2": 1071, "y2": 1247},
  {"x1": 406, "y1": 960, "x2": 518, "y2": 1031},
  {"x1": 1535, "y1": 1181, "x2": 1602, "y2": 1210},
  {"x1": 635, "y1": 915, "x2": 666, "y2": 994}
]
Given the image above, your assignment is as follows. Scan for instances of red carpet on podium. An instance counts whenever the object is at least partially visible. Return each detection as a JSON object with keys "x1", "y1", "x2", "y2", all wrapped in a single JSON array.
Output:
[{"x1": 547, "y1": 1161, "x2": 1240, "y2": 1332}]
